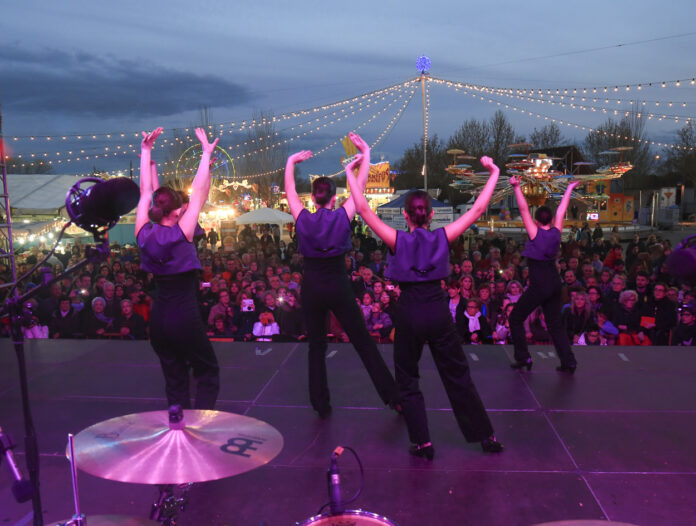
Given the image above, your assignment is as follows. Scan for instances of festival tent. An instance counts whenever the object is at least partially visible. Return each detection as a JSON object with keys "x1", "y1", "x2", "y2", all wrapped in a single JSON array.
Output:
[
  {"x1": 376, "y1": 191, "x2": 453, "y2": 229},
  {"x1": 234, "y1": 207, "x2": 294, "y2": 226},
  {"x1": 6, "y1": 174, "x2": 81, "y2": 216}
]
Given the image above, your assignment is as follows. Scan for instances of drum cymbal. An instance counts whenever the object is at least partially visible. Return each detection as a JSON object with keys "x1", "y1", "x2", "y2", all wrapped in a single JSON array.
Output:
[
  {"x1": 48, "y1": 516, "x2": 157, "y2": 526},
  {"x1": 69, "y1": 410, "x2": 283, "y2": 484}
]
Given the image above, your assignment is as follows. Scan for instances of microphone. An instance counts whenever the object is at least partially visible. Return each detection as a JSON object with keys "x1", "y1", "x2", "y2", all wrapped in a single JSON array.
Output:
[
  {"x1": 65, "y1": 177, "x2": 140, "y2": 235},
  {"x1": 327, "y1": 446, "x2": 344, "y2": 515},
  {"x1": 0, "y1": 427, "x2": 34, "y2": 503}
]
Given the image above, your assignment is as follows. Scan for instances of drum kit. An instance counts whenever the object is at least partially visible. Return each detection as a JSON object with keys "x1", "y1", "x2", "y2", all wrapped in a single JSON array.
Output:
[{"x1": 47, "y1": 405, "x2": 397, "y2": 525}]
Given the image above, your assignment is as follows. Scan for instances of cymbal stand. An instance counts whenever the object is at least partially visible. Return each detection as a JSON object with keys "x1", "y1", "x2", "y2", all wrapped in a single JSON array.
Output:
[
  {"x1": 54, "y1": 434, "x2": 86, "y2": 526},
  {"x1": 150, "y1": 483, "x2": 193, "y2": 525}
]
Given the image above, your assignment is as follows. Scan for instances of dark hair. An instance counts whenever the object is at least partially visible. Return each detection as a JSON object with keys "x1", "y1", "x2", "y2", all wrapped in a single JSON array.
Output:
[
  {"x1": 311, "y1": 177, "x2": 336, "y2": 206},
  {"x1": 149, "y1": 187, "x2": 183, "y2": 223},
  {"x1": 404, "y1": 190, "x2": 432, "y2": 227},
  {"x1": 534, "y1": 206, "x2": 553, "y2": 226},
  {"x1": 178, "y1": 190, "x2": 190, "y2": 205}
]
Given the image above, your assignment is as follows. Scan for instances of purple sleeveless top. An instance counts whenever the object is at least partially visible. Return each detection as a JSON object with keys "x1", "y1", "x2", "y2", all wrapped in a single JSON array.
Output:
[
  {"x1": 137, "y1": 223, "x2": 202, "y2": 275},
  {"x1": 295, "y1": 207, "x2": 352, "y2": 258},
  {"x1": 386, "y1": 228, "x2": 450, "y2": 283},
  {"x1": 522, "y1": 226, "x2": 561, "y2": 261}
]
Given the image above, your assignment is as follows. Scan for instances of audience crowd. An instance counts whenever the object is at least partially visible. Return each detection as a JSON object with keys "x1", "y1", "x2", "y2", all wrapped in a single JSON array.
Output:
[{"x1": 5, "y1": 220, "x2": 695, "y2": 347}]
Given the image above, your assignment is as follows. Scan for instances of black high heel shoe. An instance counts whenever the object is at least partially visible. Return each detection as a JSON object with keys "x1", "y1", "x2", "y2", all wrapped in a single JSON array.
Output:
[
  {"x1": 510, "y1": 358, "x2": 533, "y2": 371},
  {"x1": 556, "y1": 364, "x2": 577, "y2": 374},
  {"x1": 388, "y1": 400, "x2": 403, "y2": 415},
  {"x1": 408, "y1": 442, "x2": 434, "y2": 460},
  {"x1": 481, "y1": 436, "x2": 504, "y2": 453}
]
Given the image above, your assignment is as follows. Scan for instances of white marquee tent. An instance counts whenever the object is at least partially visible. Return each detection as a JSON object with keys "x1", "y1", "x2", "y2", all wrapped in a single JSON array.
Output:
[
  {"x1": 234, "y1": 207, "x2": 294, "y2": 226},
  {"x1": 6, "y1": 174, "x2": 81, "y2": 216}
]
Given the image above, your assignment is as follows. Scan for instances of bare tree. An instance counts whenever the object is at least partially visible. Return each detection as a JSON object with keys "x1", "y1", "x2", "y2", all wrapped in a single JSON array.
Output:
[
  {"x1": 530, "y1": 123, "x2": 564, "y2": 149},
  {"x1": 661, "y1": 121, "x2": 696, "y2": 183},
  {"x1": 447, "y1": 118, "x2": 490, "y2": 158},
  {"x1": 488, "y1": 110, "x2": 523, "y2": 163},
  {"x1": 583, "y1": 106, "x2": 652, "y2": 176},
  {"x1": 394, "y1": 134, "x2": 449, "y2": 190},
  {"x1": 238, "y1": 111, "x2": 288, "y2": 207},
  {"x1": 446, "y1": 110, "x2": 523, "y2": 162}
]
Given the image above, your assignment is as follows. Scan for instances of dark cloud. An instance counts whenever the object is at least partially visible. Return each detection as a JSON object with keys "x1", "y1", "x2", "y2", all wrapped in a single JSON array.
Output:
[{"x1": 0, "y1": 44, "x2": 253, "y2": 118}]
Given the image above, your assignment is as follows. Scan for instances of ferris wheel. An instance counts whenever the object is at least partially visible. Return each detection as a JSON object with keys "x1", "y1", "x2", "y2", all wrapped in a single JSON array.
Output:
[{"x1": 175, "y1": 144, "x2": 236, "y2": 180}]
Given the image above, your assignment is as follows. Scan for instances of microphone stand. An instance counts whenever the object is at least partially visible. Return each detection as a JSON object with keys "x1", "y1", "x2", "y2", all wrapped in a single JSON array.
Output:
[{"x1": 2, "y1": 236, "x2": 110, "y2": 526}]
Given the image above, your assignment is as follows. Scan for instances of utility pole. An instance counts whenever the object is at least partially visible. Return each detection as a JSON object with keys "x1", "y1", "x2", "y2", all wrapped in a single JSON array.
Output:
[
  {"x1": 416, "y1": 56, "x2": 431, "y2": 191},
  {"x1": 421, "y1": 73, "x2": 428, "y2": 191}
]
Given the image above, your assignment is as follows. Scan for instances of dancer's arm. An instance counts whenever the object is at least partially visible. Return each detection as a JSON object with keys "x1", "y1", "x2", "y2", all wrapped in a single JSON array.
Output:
[
  {"x1": 345, "y1": 155, "x2": 397, "y2": 251},
  {"x1": 510, "y1": 175, "x2": 537, "y2": 240},
  {"x1": 150, "y1": 159, "x2": 160, "y2": 192},
  {"x1": 554, "y1": 181, "x2": 580, "y2": 231},
  {"x1": 284, "y1": 151, "x2": 312, "y2": 221},
  {"x1": 444, "y1": 156, "x2": 500, "y2": 243},
  {"x1": 342, "y1": 132, "x2": 370, "y2": 220},
  {"x1": 179, "y1": 128, "x2": 218, "y2": 241},
  {"x1": 135, "y1": 127, "x2": 163, "y2": 237}
]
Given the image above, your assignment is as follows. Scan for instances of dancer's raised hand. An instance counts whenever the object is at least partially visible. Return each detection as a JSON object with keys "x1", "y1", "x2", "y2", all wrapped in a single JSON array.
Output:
[
  {"x1": 509, "y1": 175, "x2": 521, "y2": 187},
  {"x1": 349, "y1": 132, "x2": 369, "y2": 154},
  {"x1": 345, "y1": 154, "x2": 364, "y2": 175},
  {"x1": 141, "y1": 127, "x2": 163, "y2": 150},
  {"x1": 287, "y1": 150, "x2": 313, "y2": 165},
  {"x1": 480, "y1": 156, "x2": 499, "y2": 175},
  {"x1": 567, "y1": 180, "x2": 580, "y2": 192},
  {"x1": 195, "y1": 128, "x2": 219, "y2": 154}
]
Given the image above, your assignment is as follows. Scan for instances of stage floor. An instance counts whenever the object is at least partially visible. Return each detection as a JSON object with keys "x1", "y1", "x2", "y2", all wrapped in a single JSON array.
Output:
[{"x1": 1, "y1": 340, "x2": 694, "y2": 526}]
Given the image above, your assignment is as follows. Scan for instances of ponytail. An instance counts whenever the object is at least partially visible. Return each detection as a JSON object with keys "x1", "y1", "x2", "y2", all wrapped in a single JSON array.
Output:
[
  {"x1": 149, "y1": 187, "x2": 182, "y2": 224},
  {"x1": 404, "y1": 190, "x2": 432, "y2": 227}
]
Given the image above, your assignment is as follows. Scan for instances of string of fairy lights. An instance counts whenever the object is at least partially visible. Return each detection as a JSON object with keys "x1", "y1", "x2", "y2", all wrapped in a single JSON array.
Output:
[
  {"x1": 6, "y1": 79, "x2": 414, "y2": 142},
  {"x1": 428, "y1": 76, "x2": 696, "y2": 152},
  {"x1": 322, "y1": 86, "x2": 417, "y2": 179},
  {"x1": 5, "y1": 80, "x2": 419, "y2": 174},
  {"x1": 450, "y1": 80, "x2": 695, "y2": 123},
  {"x1": 226, "y1": 83, "x2": 418, "y2": 180},
  {"x1": 424, "y1": 75, "x2": 431, "y2": 160},
  {"x1": 5, "y1": 74, "x2": 696, "y2": 176}
]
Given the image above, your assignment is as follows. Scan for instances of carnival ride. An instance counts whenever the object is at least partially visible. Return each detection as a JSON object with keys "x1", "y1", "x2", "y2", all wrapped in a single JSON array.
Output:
[
  {"x1": 597, "y1": 146, "x2": 634, "y2": 176},
  {"x1": 175, "y1": 143, "x2": 236, "y2": 181},
  {"x1": 445, "y1": 149, "x2": 477, "y2": 177},
  {"x1": 448, "y1": 143, "x2": 625, "y2": 208}
]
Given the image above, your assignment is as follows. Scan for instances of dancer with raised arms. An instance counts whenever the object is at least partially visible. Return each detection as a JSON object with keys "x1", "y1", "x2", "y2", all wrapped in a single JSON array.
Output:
[
  {"x1": 508, "y1": 176, "x2": 580, "y2": 373},
  {"x1": 284, "y1": 138, "x2": 400, "y2": 419},
  {"x1": 344, "y1": 133, "x2": 503, "y2": 459},
  {"x1": 136, "y1": 127, "x2": 221, "y2": 409}
]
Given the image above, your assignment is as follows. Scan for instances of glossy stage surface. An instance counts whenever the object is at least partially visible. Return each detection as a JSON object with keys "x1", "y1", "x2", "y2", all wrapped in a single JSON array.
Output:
[{"x1": 1, "y1": 340, "x2": 694, "y2": 526}]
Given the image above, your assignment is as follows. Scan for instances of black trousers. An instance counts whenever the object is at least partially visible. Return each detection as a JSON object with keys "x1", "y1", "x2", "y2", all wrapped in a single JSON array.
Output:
[
  {"x1": 150, "y1": 273, "x2": 220, "y2": 410},
  {"x1": 301, "y1": 270, "x2": 398, "y2": 412},
  {"x1": 510, "y1": 259, "x2": 576, "y2": 367},
  {"x1": 393, "y1": 283, "x2": 494, "y2": 445}
]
